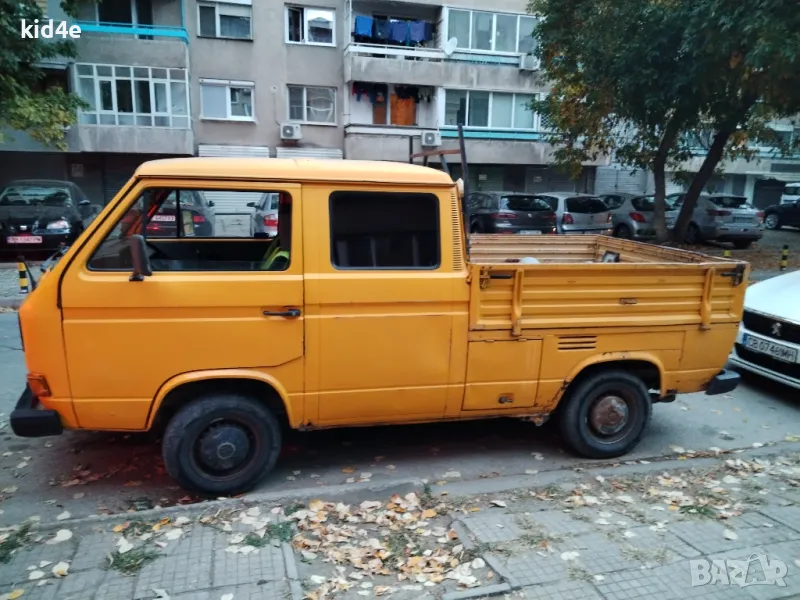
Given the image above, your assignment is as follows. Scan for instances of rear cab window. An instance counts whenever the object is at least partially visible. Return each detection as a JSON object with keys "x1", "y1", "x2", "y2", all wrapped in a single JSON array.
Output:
[
  {"x1": 500, "y1": 195, "x2": 552, "y2": 212},
  {"x1": 566, "y1": 196, "x2": 608, "y2": 213}
]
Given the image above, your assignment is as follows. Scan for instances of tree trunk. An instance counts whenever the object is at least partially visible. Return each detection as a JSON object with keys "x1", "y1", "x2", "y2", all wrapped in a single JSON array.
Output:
[
  {"x1": 652, "y1": 118, "x2": 682, "y2": 244},
  {"x1": 672, "y1": 128, "x2": 733, "y2": 242}
]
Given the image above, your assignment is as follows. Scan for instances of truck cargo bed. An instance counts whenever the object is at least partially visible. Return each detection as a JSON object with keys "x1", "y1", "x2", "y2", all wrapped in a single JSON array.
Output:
[{"x1": 467, "y1": 235, "x2": 748, "y2": 333}]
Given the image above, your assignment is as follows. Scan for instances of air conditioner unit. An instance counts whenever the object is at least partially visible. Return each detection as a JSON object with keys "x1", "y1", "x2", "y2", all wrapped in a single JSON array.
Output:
[
  {"x1": 421, "y1": 130, "x2": 442, "y2": 147},
  {"x1": 280, "y1": 123, "x2": 302, "y2": 140},
  {"x1": 519, "y1": 54, "x2": 541, "y2": 71}
]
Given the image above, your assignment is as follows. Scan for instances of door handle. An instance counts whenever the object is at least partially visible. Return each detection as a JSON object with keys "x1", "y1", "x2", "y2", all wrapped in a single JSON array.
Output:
[{"x1": 262, "y1": 308, "x2": 301, "y2": 318}]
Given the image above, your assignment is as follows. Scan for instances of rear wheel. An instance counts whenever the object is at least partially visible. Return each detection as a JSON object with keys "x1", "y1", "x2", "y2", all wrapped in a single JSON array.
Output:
[
  {"x1": 615, "y1": 224, "x2": 632, "y2": 239},
  {"x1": 684, "y1": 223, "x2": 701, "y2": 245},
  {"x1": 162, "y1": 393, "x2": 282, "y2": 496},
  {"x1": 764, "y1": 213, "x2": 781, "y2": 230},
  {"x1": 558, "y1": 370, "x2": 652, "y2": 459},
  {"x1": 732, "y1": 240, "x2": 753, "y2": 250}
]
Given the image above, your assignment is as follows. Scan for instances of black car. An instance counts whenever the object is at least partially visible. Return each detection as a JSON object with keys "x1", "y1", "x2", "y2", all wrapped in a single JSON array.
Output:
[
  {"x1": 145, "y1": 190, "x2": 216, "y2": 238},
  {"x1": 468, "y1": 191, "x2": 557, "y2": 235},
  {"x1": 247, "y1": 192, "x2": 280, "y2": 237},
  {"x1": 0, "y1": 179, "x2": 99, "y2": 254},
  {"x1": 763, "y1": 199, "x2": 800, "y2": 230}
]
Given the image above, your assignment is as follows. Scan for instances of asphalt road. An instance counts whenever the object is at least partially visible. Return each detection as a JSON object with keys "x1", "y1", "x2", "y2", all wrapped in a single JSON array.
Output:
[{"x1": 1, "y1": 312, "x2": 798, "y2": 528}]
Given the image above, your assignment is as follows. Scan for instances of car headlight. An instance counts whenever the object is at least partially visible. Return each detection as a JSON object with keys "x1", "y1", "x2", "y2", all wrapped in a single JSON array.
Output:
[{"x1": 46, "y1": 219, "x2": 71, "y2": 231}]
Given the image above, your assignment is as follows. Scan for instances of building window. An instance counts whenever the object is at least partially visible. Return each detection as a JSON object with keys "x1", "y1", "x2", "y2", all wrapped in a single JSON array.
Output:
[
  {"x1": 444, "y1": 90, "x2": 540, "y2": 130},
  {"x1": 286, "y1": 6, "x2": 335, "y2": 46},
  {"x1": 287, "y1": 86, "x2": 336, "y2": 124},
  {"x1": 329, "y1": 191, "x2": 440, "y2": 269},
  {"x1": 200, "y1": 79, "x2": 254, "y2": 121},
  {"x1": 198, "y1": 2, "x2": 252, "y2": 39},
  {"x1": 447, "y1": 9, "x2": 538, "y2": 54},
  {"x1": 75, "y1": 63, "x2": 189, "y2": 128}
]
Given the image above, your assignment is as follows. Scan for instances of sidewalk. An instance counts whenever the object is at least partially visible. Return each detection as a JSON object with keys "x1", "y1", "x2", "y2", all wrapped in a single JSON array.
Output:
[{"x1": 0, "y1": 448, "x2": 798, "y2": 600}]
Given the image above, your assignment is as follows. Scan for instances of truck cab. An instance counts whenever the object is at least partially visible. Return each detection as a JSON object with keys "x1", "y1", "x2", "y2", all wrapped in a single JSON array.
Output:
[{"x1": 12, "y1": 157, "x2": 744, "y2": 496}]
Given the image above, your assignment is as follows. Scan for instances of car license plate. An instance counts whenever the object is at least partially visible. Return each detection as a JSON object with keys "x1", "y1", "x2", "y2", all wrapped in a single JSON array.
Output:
[
  {"x1": 519, "y1": 230, "x2": 542, "y2": 235},
  {"x1": 151, "y1": 215, "x2": 175, "y2": 222},
  {"x1": 733, "y1": 216, "x2": 752, "y2": 223},
  {"x1": 744, "y1": 334, "x2": 799, "y2": 363},
  {"x1": 6, "y1": 236, "x2": 42, "y2": 244}
]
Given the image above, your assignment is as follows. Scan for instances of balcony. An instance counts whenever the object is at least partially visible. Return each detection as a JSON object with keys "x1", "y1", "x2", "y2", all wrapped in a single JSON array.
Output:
[{"x1": 69, "y1": 124, "x2": 193, "y2": 155}]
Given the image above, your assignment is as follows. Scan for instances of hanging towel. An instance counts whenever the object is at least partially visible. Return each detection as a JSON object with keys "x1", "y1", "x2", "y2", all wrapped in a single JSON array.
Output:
[
  {"x1": 389, "y1": 20, "x2": 409, "y2": 44},
  {"x1": 409, "y1": 21, "x2": 426, "y2": 43},
  {"x1": 374, "y1": 19, "x2": 390, "y2": 41},
  {"x1": 423, "y1": 22, "x2": 434, "y2": 42},
  {"x1": 354, "y1": 15, "x2": 373, "y2": 38}
]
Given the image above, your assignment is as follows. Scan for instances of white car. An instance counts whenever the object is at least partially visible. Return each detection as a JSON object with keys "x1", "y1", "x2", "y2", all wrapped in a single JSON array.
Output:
[{"x1": 728, "y1": 270, "x2": 800, "y2": 389}]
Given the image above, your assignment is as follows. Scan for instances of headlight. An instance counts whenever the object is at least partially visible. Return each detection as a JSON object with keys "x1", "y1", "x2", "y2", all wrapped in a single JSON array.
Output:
[{"x1": 46, "y1": 219, "x2": 70, "y2": 231}]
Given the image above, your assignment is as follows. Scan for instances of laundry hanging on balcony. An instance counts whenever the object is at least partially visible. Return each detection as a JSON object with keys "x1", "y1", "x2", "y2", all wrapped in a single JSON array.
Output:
[
  {"x1": 351, "y1": 82, "x2": 388, "y2": 104},
  {"x1": 353, "y1": 15, "x2": 374, "y2": 40},
  {"x1": 352, "y1": 17, "x2": 433, "y2": 46}
]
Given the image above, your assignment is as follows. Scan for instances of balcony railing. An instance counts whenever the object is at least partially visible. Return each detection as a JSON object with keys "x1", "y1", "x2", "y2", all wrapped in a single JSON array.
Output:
[{"x1": 74, "y1": 21, "x2": 188, "y2": 42}]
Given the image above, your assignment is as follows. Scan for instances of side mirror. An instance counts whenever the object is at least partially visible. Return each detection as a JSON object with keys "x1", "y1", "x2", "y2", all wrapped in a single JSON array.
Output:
[
  {"x1": 246, "y1": 202, "x2": 256, "y2": 208},
  {"x1": 128, "y1": 234, "x2": 152, "y2": 281},
  {"x1": 207, "y1": 200, "x2": 215, "y2": 207}
]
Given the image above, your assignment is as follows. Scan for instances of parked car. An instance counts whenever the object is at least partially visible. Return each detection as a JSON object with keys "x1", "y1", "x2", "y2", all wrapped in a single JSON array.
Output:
[
  {"x1": 0, "y1": 179, "x2": 99, "y2": 254},
  {"x1": 146, "y1": 190, "x2": 216, "y2": 237},
  {"x1": 537, "y1": 192, "x2": 613, "y2": 235},
  {"x1": 247, "y1": 192, "x2": 280, "y2": 237},
  {"x1": 780, "y1": 183, "x2": 800, "y2": 205},
  {"x1": 762, "y1": 199, "x2": 800, "y2": 230},
  {"x1": 666, "y1": 193, "x2": 764, "y2": 248},
  {"x1": 729, "y1": 269, "x2": 800, "y2": 390},
  {"x1": 600, "y1": 193, "x2": 679, "y2": 240},
  {"x1": 467, "y1": 192, "x2": 557, "y2": 235}
]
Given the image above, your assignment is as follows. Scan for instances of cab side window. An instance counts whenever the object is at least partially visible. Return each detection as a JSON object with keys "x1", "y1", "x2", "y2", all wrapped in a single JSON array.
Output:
[
  {"x1": 329, "y1": 191, "x2": 440, "y2": 269},
  {"x1": 88, "y1": 187, "x2": 293, "y2": 272}
]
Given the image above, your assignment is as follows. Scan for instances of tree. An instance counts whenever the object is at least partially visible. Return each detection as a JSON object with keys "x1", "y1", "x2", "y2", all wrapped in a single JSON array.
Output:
[
  {"x1": 529, "y1": 0, "x2": 800, "y2": 243},
  {"x1": 0, "y1": 0, "x2": 86, "y2": 150}
]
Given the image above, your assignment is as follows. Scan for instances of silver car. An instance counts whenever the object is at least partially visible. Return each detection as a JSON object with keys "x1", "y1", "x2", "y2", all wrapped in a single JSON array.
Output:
[
  {"x1": 537, "y1": 192, "x2": 613, "y2": 235},
  {"x1": 600, "y1": 193, "x2": 679, "y2": 240},
  {"x1": 666, "y1": 193, "x2": 764, "y2": 248}
]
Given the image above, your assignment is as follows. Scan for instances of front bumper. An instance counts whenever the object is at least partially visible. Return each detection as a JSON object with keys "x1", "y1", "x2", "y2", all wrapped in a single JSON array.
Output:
[
  {"x1": 702, "y1": 226, "x2": 763, "y2": 242},
  {"x1": 10, "y1": 385, "x2": 64, "y2": 437},
  {"x1": 0, "y1": 232, "x2": 74, "y2": 254},
  {"x1": 704, "y1": 369, "x2": 741, "y2": 395}
]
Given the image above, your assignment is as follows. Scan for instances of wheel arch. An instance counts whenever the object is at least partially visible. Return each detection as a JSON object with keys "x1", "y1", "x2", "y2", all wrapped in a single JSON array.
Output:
[
  {"x1": 146, "y1": 369, "x2": 297, "y2": 433},
  {"x1": 556, "y1": 353, "x2": 665, "y2": 408}
]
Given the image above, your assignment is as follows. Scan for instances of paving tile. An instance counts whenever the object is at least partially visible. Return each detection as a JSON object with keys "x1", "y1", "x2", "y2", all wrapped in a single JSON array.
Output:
[
  {"x1": 58, "y1": 568, "x2": 105, "y2": 600},
  {"x1": 670, "y1": 520, "x2": 750, "y2": 554},
  {"x1": 212, "y1": 543, "x2": 285, "y2": 588},
  {"x1": 460, "y1": 514, "x2": 524, "y2": 543},
  {"x1": 496, "y1": 550, "x2": 570, "y2": 587},
  {"x1": 96, "y1": 569, "x2": 136, "y2": 600},
  {"x1": 522, "y1": 510, "x2": 594, "y2": 538},
  {"x1": 134, "y1": 528, "x2": 215, "y2": 598},
  {"x1": 0, "y1": 580, "x2": 62, "y2": 600},
  {"x1": 0, "y1": 540, "x2": 78, "y2": 586},
  {"x1": 756, "y1": 506, "x2": 800, "y2": 534},
  {"x1": 561, "y1": 533, "x2": 644, "y2": 576},
  {"x1": 616, "y1": 525, "x2": 702, "y2": 564},
  {"x1": 521, "y1": 579, "x2": 603, "y2": 600},
  {"x1": 649, "y1": 562, "x2": 753, "y2": 600},
  {"x1": 592, "y1": 567, "x2": 680, "y2": 600},
  {"x1": 72, "y1": 533, "x2": 116, "y2": 572},
  {"x1": 169, "y1": 580, "x2": 289, "y2": 600}
]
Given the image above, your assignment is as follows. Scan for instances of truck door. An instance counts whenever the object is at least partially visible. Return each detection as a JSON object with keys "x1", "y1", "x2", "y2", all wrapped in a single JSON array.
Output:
[
  {"x1": 59, "y1": 179, "x2": 305, "y2": 430},
  {"x1": 307, "y1": 187, "x2": 457, "y2": 426}
]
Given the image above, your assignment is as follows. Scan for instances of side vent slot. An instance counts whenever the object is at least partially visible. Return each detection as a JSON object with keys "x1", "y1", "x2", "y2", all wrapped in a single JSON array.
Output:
[
  {"x1": 451, "y1": 190, "x2": 465, "y2": 271},
  {"x1": 557, "y1": 336, "x2": 598, "y2": 351}
]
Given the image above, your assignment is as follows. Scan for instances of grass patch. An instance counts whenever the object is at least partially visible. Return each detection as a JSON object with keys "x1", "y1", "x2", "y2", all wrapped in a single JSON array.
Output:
[
  {"x1": 420, "y1": 483, "x2": 434, "y2": 509},
  {"x1": 384, "y1": 531, "x2": 412, "y2": 558},
  {"x1": 0, "y1": 524, "x2": 31, "y2": 563},
  {"x1": 284, "y1": 502, "x2": 305, "y2": 516},
  {"x1": 267, "y1": 522, "x2": 294, "y2": 542},
  {"x1": 679, "y1": 505, "x2": 717, "y2": 518},
  {"x1": 108, "y1": 547, "x2": 160, "y2": 575}
]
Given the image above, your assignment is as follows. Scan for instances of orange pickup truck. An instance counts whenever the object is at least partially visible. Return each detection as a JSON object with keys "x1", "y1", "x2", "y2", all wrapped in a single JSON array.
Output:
[{"x1": 11, "y1": 157, "x2": 746, "y2": 495}]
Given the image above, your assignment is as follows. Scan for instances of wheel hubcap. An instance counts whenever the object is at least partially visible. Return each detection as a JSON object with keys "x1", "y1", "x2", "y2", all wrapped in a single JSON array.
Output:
[
  {"x1": 765, "y1": 215, "x2": 778, "y2": 229},
  {"x1": 196, "y1": 422, "x2": 252, "y2": 474},
  {"x1": 589, "y1": 395, "x2": 629, "y2": 436}
]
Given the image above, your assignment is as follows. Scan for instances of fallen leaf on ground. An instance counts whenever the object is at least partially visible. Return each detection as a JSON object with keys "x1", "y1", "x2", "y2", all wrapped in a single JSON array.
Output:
[
  {"x1": 752, "y1": 443, "x2": 764, "y2": 449},
  {"x1": 525, "y1": 470, "x2": 538, "y2": 475},
  {"x1": 723, "y1": 530, "x2": 738, "y2": 541},
  {"x1": 616, "y1": 495, "x2": 634, "y2": 504},
  {"x1": 669, "y1": 445, "x2": 685, "y2": 453},
  {"x1": 113, "y1": 523, "x2": 129, "y2": 533},
  {"x1": 221, "y1": 595, "x2": 234, "y2": 600},
  {"x1": 28, "y1": 571, "x2": 45, "y2": 581},
  {"x1": 51, "y1": 562, "x2": 69, "y2": 577},
  {"x1": 560, "y1": 551, "x2": 580, "y2": 561},
  {"x1": 5, "y1": 589, "x2": 24, "y2": 599},
  {"x1": 164, "y1": 528, "x2": 183, "y2": 541},
  {"x1": 441, "y1": 471, "x2": 461, "y2": 478},
  {"x1": 46, "y1": 529, "x2": 72, "y2": 545},
  {"x1": 117, "y1": 537, "x2": 134, "y2": 554},
  {"x1": 152, "y1": 590, "x2": 170, "y2": 599},
  {"x1": 16, "y1": 462, "x2": 28, "y2": 469},
  {"x1": 174, "y1": 516, "x2": 190, "y2": 527},
  {"x1": 490, "y1": 500, "x2": 507, "y2": 508},
  {"x1": 531, "y1": 453, "x2": 544, "y2": 460},
  {"x1": 56, "y1": 511, "x2": 70, "y2": 521},
  {"x1": 421, "y1": 509, "x2": 437, "y2": 519},
  {"x1": 2, "y1": 486, "x2": 18, "y2": 494},
  {"x1": 342, "y1": 467, "x2": 356, "y2": 474},
  {"x1": 124, "y1": 481, "x2": 142, "y2": 487}
]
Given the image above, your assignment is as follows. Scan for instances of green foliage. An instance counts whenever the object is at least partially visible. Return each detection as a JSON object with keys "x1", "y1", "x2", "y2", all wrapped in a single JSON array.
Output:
[
  {"x1": 530, "y1": 0, "x2": 800, "y2": 240},
  {"x1": 0, "y1": 0, "x2": 88, "y2": 149}
]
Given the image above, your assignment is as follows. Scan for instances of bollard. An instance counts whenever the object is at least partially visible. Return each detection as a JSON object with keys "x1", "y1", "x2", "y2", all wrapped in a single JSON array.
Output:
[
  {"x1": 723, "y1": 249, "x2": 731, "y2": 259},
  {"x1": 17, "y1": 260, "x2": 28, "y2": 294},
  {"x1": 780, "y1": 245, "x2": 789, "y2": 271}
]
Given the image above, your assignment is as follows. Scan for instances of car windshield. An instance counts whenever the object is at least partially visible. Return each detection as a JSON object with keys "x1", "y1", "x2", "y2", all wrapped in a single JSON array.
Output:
[
  {"x1": 0, "y1": 185, "x2": 72, "y2": 207},
  {"x1": 566, "y1": 196, "x2": 608, "y2": 213},
  {"x1": 707, "y1": 195, "x2": 748, "y2": 208},
  {"x1": 785, "y1": 185, "x2": 800, "y2": 195},
  {"x1": 500, "y1": 195, "x2": 552, "y2": 211}
]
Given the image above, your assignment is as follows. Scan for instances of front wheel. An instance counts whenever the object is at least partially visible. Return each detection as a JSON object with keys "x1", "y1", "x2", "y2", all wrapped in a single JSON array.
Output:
[
  {"x1": 764, "y1": 213, "x2": 781, "y2": 230},
  {"x1": 162, "y1": 393, "x2": 282, "y2": 496},
  {"x1": 684, "y1": 223, "x2": 701, "y2": 245},
  {"x1": 558, "y1": 370, "x2": 652, "y2": 459},
  {"x1": 615, "y1": 224, "x2": 632, "y2": 239}
]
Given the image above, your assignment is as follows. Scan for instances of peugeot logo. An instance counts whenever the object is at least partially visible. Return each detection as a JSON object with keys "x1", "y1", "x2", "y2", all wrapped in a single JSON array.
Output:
[{"x1": 772, "y1": 322, "x2": 782, "y2": 337}]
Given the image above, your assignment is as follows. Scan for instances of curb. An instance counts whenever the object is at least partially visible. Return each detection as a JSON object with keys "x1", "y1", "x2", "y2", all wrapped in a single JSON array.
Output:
[{"x1": 282, "y1": 541, "x2": 304, "y2": 600}]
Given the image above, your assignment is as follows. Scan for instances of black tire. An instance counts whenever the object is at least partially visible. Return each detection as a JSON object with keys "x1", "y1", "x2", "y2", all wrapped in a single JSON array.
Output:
[
  {"x1": 684, "y1": 223, "x2": 701, "y2": 245},
  {"x1": 558, "y1": 370, "x2": 652, "y2": 459},
  {"x1": 162, "y1": 393, "x2": 282, "y2": 496},
  {"x1": 615, "y1": 224, "x2": 632, "y2": 239},
  {"x1": 764, "y1": 213, "x2": 781, "y2": 230},
  {"x1": 470, "y1": 222, "x2": 481, "y2": 234},
  {"x1": 732, "y1": 240, "x2": 752, "y2": 250}
]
